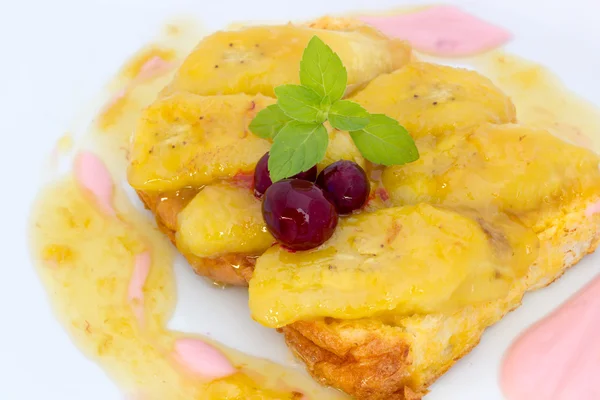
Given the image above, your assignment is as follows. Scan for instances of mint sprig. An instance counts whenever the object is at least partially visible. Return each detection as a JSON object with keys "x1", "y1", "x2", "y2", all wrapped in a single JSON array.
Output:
[
  {"x1": 268, "y1": 121, "x2": 328, "y2": 182},
  {"x1": 350, "y1": 114, "x2": 419, "y2": 165},
  {"x1": 249, "y1": 104, "x2": 292, "y2": 139},
  {"x1": 299, "y1": 35, "x2": 347, "y2": 102},
  {"x1": 274, "y1": 84, "x2": 325, "y2": 123},
  {"x1": 249, "y1": 36, "x2": 419, "y2": 181}
]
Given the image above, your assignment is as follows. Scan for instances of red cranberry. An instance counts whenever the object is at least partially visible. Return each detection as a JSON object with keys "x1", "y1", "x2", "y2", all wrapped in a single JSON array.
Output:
[
  {"x1": 262, "y1": 180, "x2": 338, "y2": 250},
  {"x1": 253, "y1": 152, "x2": 318, "y2": 197},
  {"x1": 316, "y1": 160, "x2": 370, "y2": 214}
]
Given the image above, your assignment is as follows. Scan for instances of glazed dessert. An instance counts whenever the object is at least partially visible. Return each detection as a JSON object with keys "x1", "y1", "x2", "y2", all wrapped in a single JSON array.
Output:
[
  {"x1": 129, "y1": 17, "x2": 412, "y2": 285},
  {"x1": 125, "y1": 15, "x2": 600, "y2": 400}
]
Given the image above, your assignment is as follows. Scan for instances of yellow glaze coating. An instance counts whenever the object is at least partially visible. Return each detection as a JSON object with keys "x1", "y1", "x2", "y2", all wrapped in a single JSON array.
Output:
[
  {"x1": 351, "y1": 62, "x2": 516, "y2": 139},
  {"x1": 128, "y1": 92, "x2": 274, "y2": 191},
  {"x1": 177, "y1": 184, "x2": 274, "y2": 257},
  {"x1": 249, "y1": 204, "x2": 538, "y2": 328},
  {"x1": 163, "y1": 24, "x2": 411, "y2": 97},
  {"x1": 382, "y1": 124, "x2": 600, "y2": 220}
]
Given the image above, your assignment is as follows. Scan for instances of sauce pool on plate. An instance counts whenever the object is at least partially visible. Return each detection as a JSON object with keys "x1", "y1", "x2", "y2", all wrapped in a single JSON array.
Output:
[
  {"x1": 30, "y1": 22, "x2": 345, "y2": 400},
  {"x1": 500, "y1": 275, "x2": 600, "y2": 400}
]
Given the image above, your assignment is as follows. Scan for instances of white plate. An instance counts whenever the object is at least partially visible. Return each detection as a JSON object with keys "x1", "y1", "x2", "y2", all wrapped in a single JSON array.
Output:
[{"x1": 3, "y1": 0, "x2": 600, "y2": 398}]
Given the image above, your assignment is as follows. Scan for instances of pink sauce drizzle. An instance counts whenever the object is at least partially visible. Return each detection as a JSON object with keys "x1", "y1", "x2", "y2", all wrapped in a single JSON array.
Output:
[
  {"x1": 231, "y1": 171, "x2": 255, "y2": 190},
  {"x1": 74, "y1": 151, "x2": 115, "y2": 216},
  {"x1": 174, "y1": 338, "x2": 237, "y2": 380},
  {"x1": 500, "y1": 275, "x2": 600, "y2": 400},
  {"x1": 104, "y1": 88, "x2": 127, "y2": 111},
  {"x1": 360, "y1": 5, "x2": 512, "y2": 56},
  {"x1": 137, "y1": 56, "x2": 174, "y2": 81},
  {"x1": 376, "y1": 187, "x2": 390, "y2": 202},
  {"x1": 128, "y1": 251, "x2": 151, "y2": 323},
  {"x1": 102, "y1": 56, "x2": 173, "y2": 111},
  {"x1": 585, "y1": 199, "x2": 600, "y2": 217}
]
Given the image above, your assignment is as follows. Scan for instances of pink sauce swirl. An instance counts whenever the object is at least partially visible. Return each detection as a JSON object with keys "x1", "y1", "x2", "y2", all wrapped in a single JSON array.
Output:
[
  {"x1": 74, "y1": 151, "x2": 153, "y2": 324},
  {"x1": 74, "y1": 151, "x2": 115, "y2": 216},
  {"x1": 128, "y1": 251, "x2": 151, "y2": 323},
  {"x1": 585, "y1": 199, "x2": 600, "y2": 217},
  {"x1": 360, "y1": 5, "x2": 512, "y2": 56},
  {"x1": 500, "y1": 275, "x2": 600, "y2": 400},
  {"x1": 102, "y1": 55, "x2": 173, "y2": 112},
  {"x1": 137, "y1": 56, "x2": 174, "y2": 81},
  {"x1": 174, "y1": 338, "x2": 237, "y2": 380}
]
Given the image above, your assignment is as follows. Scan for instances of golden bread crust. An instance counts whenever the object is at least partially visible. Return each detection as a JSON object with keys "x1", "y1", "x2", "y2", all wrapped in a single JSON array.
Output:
[{"x1": 280, "y1": 197, "x2": 600, "y2": 399}]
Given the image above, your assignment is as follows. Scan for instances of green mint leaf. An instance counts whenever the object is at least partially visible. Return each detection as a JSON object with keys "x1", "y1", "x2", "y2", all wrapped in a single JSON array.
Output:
[
  {"x1": 349, "y1": 114, "x2": 419, "y2": 166},
  {"x1": 274, "y1": 84, "x2": 324, "y2": 123},
  {"x1": 328, "y1": 100, "x2": 369, "y2": 131},
  {"x1": 268, "y1": 121, "x2": 328, "y2": 181},
  {"x1": 299, "y1": 36, "x2": 347, "y2": 103},
  {"x1": 249, "y1": 104, "x2": 292, "y2": 139}
]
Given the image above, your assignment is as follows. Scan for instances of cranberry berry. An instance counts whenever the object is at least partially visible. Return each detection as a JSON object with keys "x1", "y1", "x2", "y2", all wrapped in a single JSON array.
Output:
[
  {"x1": 253, "y1": 152, "x2": 317, "y2": 197},
  {"x1": 262, "y1": 180, "x2": 338, "y2": 250},
  {"x1": 316, "y1": 160, "x2": 370, "y2": 214}
]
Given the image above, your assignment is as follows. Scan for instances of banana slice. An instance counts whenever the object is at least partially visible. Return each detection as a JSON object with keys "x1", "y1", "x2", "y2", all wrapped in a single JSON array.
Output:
[
  {"x1": 319, "y1": 127, "x2": 366, "y2": 170},
  {"x1": 382, "y1": 124, "x2": 600, "y2": 216},
  {"x1": 163, "y1": 23, "x2": 411, "y2": 97},
  {"x1": 249, "y1": 204, "x2": 537, "y2": 328},
  {"x1": 351, "y1": 62, "x2": 516, "y2": 139},
  {"x1": 177, "y1": 184, "x2": 273, "y2": 258},
  {"x1": 128, "y1": 92, "x2": 273, "y2": 191}
]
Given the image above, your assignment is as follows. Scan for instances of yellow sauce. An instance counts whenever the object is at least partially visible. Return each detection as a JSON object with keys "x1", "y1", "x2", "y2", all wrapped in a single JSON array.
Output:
[
  {"x1": 469, "y1": 51, "x2": 600, "y2": 151},
  {"x1": 28, "y1": 14, "x2": 600, "y2": 400},
  {"x1": 29, "y1": 22, "x2": 346, "y2": 400}
]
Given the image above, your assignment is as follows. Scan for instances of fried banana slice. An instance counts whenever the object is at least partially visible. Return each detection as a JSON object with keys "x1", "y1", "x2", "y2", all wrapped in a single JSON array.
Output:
[
  {"x1": 128, "y1": 92, "x2": 273, "y2": 191},
  {"x1": 382, "y1": 124, "x2": 600, "y2": 217},
  {"x1": 163, "y1": 23, "x2": 411, "y2": 97},
  {"x1": 177, "y1": 184, "x2": 273, "y2": 258},
  {"x1": 351, "y1": 63, "x2": 516, "y2": 139},
  {"x1": 250, "y1": 204, "x2": 537, "y2": 328}
]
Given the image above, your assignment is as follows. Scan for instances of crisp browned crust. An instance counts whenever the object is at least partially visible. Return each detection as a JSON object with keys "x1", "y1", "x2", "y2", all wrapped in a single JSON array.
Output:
[
  {"x1": 279, "y1": 198, "x2": 600, "y2": 399},
  {"x1": 137, "y1": 190, "x2": 255, "y2": 285},
  {"x1": 280, "y1": 320, "x2": 416, "y2": 400}
]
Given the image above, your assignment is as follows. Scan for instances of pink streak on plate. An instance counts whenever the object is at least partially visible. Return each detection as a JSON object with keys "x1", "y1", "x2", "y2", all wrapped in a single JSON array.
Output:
[
  {"x1": 360, "y1": 5, "x2": 512, "y2": 56},
  {"x1": 74, "y1": 151, "x2": 115, "y2": 216},
  {"x1": 137, "y1": 56, "x2": 173, "y2": 81},
  {"x1": 128, "y1": 252, "x2": 151, "y2": 323},
  {"x1": 585, "y1": 199, "x2": 600, "y2": 217},
  {"x1": 174, "y1": 338, "x2": 237, "y2": 380},
  {"x1": 500, "y1": 275, "x2": 600, "y2": 400}
]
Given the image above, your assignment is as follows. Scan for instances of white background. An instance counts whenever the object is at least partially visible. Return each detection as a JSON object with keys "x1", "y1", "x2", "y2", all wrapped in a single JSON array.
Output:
[{"x1": 1, "y1": 0, "x2": 599, "y2": 398}]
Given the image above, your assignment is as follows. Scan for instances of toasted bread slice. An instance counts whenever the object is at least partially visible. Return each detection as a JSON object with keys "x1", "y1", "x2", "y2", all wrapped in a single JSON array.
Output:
[{"x1": 279, "y1": 196, "x2": 600, "y2": 399}]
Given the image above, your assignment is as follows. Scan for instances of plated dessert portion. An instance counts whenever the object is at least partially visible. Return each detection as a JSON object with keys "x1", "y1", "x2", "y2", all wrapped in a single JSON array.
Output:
[
  {"x1": 28, "y1": 5, "x2": 600, "y2": 400},
  {"x1": 127, "y1": 13, "x2": 600, "y2": 400}
]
